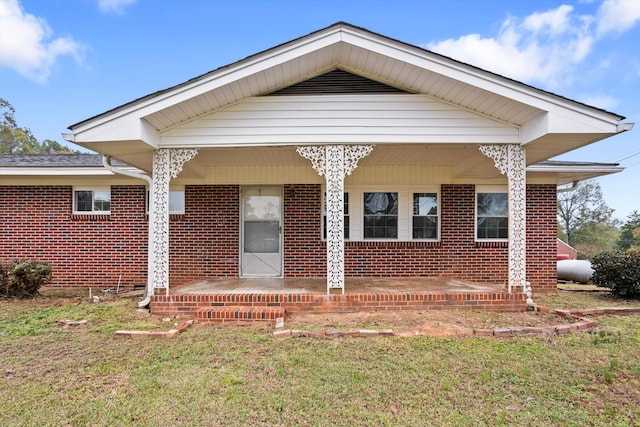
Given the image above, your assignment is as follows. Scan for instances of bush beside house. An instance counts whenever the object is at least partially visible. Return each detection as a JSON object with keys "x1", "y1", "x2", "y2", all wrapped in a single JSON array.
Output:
[
  {"x1": 0, "y1": 259, "x2": 52, "y2": 298},
  {"x1": 591, "y1": 250, "x2": 640, "y2": 299}
]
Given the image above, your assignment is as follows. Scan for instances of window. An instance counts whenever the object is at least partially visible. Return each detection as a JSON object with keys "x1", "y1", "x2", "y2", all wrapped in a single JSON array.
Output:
[
  {"x1": 476, "y1": 192, "x2": 508, "y2": 239},
  {"x1": 364, "y1": 192, "x2": 398, "y2": 239},
  {"x1": 73, "y1": 188, "x2": 110, "y2": 213},
  {"x1": 412, "y1": 193, "x2": 438, "y2": 239},
  {"x1": 168, "y1": 190, "x2": 185, "y2": 214},
  {"x1": 323, "y1": 193, "x2": 349, "y2": 239},
  {"x1": 146, "y1": 189, "x2": 186, "y2": 214}
]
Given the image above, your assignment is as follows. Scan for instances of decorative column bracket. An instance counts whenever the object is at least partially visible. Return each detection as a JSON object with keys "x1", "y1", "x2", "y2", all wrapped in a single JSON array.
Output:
[
  {"x1": 297, "y1": 145, "x2": 373, "y2": 294},
  {"x1": 479, "y1": 144, "x2": 530, "y2": 303},
  {"x1": 150, "y1": 148, "x2": 198, "y2": 295}
]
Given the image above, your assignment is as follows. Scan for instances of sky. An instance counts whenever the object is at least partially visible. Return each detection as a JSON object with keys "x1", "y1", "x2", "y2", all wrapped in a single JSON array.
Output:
[{"x1": 1, "y1": 0, "x2": 639, "y2": 220}]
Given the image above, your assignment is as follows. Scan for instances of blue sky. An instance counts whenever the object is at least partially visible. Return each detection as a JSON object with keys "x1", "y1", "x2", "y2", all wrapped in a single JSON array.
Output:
[{"x1": 1, "y1": 0, "x2": 639, "y2": 220}]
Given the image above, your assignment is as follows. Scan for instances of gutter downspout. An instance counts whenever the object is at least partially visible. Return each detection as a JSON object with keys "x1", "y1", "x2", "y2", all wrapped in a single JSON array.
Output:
[
  {"x1": 102, "y1": 155, "x2": 154, "y2": 308},
  {"x1": 557, "y1": 180, "x2": 579, "y2": 193}
]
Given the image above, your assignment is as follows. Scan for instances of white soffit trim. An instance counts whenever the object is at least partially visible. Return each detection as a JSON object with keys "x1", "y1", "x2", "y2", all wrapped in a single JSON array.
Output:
[
  {"x1": 526, "y1": 164, "x2": 623, "y2": 174},
  {"x1": 0, "y1": 167, "x2": 144, "y2": 176}
]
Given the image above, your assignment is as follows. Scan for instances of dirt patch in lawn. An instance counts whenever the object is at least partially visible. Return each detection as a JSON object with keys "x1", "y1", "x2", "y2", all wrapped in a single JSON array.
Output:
[{"x1": 283, "y1": 308, "x2": 575, "y2": 332}]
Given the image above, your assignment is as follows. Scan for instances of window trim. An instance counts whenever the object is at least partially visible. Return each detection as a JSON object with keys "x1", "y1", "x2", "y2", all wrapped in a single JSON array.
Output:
[
  {"x1": 146, "y1": 187, "x2": 186, "y2": 215},
  {"x1": 411, "y1": 192, "x2": 439, "y2": 241},
  {"x1": 72, "y1": 186, "x2": 111, "y2": 214},
  {"x1": 363, "y1": 191, "x2": 399, "y2": 240},
  {"x1": 322, "y1": 192, "x2": 349, "y2": 241},
  {"x1": 321, "y1": 185, "x2": 440, "y2": 242},
  {"x1": 475, "y1": 185, "x2": 509, "y2": 242}
]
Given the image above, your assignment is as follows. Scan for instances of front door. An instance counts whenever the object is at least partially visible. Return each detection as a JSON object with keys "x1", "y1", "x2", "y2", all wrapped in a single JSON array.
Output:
[{"x1": 241, "y1": 186, "x2": 282, "y2": 277}]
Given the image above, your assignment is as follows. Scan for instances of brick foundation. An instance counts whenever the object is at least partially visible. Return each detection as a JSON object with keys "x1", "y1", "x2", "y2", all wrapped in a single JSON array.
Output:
[{"x1": 150, "y1": 290, "x2": 527, "y2": 318}]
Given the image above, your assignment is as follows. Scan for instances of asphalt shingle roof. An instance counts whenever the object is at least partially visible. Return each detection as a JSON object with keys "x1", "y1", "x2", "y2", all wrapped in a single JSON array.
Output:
[{"x1": 0, "y1": 154, "x2": 127, "y2": 167}]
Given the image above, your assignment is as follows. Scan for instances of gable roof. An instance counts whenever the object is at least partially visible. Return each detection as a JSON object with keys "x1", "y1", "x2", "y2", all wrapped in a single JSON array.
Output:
[{"x1": 63, "y1": 22, "x2": 631, "y2": 171}]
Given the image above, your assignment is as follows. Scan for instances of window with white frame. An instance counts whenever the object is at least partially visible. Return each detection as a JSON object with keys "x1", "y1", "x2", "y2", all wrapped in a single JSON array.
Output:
[
  {"x1": 321, "y1": 187, "x2": 440, "y2": 241},
  {"x1": 476, "y1": 190, "x2": 508, "y2": 240},
  {"x1": 412, "y1": 193, "x2": 438, "y2": 239},
  {"x1": 73, "y1": 187, "x2": 111, "y2": 213},
  {"x1": 363, "y1": 192, "x2": 398, "y2": 239},
  {"x1": 146, "y1": 189, "x2": 186, "y2": 214},
  {"x1": 323, "y1": 192, "x2": 349, "y2": 239}
]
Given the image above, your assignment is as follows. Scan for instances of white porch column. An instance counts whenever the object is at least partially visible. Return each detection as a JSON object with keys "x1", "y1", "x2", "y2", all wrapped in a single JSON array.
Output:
[
  {"x1": 297, "y1": 145, "x2": 373, "y2": 294},
  {"x1": 149, "y1": 148, "x2": 198, "y2": 295},
  {"x1": 479, "y1": 144, "x2": 530, "y2": 301}
]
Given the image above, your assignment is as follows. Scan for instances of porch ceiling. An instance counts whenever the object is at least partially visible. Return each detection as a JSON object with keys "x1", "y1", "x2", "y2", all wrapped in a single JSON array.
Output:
[
  {"x1": 164, "y1": 144, "x2": 612, "y2": 185},
  {"x1": 170, "y1": 145, "x2": 502, "y2": 182}
]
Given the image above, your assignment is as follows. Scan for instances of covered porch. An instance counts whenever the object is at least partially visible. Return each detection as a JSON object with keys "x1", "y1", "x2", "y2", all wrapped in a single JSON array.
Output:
[{"x1": 149, "y1": 277, "x2": 526, "y2": 321}]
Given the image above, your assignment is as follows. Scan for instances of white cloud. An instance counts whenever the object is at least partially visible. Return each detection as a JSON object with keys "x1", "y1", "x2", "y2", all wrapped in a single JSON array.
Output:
[
  {"x1": 96, "y1": 0, "x2": 137, "y2": 14},
  {"x1": 522, "y1": 4, "x2": 573, "y2": 34},
  {"x1": 596, "y1": 0, "x2": 640, "y2": 36},
  {"x1": 0, "y1": 0, "x2": 84, "y2": 83},
  {"x1": 427, "y1": 5, "x2": 594, "y2": 88},
  {"x1": 426, "y1": 1, "x2": 639, "y2": 89}
]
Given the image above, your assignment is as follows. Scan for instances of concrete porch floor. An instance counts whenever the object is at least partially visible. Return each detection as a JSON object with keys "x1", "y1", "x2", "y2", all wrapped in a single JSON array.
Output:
[{"x1": 173, "y1": 276, "x2": 506, "y2": 295}]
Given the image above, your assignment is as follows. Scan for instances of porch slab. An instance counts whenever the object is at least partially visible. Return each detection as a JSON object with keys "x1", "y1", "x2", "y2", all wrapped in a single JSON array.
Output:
[
  {"x1": 173, "y1": 276, "x2": 503, "y2": 295},
  {"x1": 150, "y1": 277, "x2": 526, "y2": 318}
]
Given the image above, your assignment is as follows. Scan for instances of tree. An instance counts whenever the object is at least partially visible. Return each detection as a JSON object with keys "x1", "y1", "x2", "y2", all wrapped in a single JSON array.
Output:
[
  {"x1": 557, "y1": 179, "x2": 620, "y2": 259},
  {"x1": 616, "y1": 210, "x2": 640, "y2": 251},
  {"x1": 0, "y1": 98, "x2": 77, "y2": 154}
]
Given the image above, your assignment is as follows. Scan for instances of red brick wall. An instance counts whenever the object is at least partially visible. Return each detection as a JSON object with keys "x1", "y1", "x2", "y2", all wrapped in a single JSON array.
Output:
[
  {"x1": 169, "y1": 185, "x2": 239, "y2": 286},
  {"x1": 526, "y1": 184, "x2": 558, "y2": 294},
  {"x1": 347, "y1": 185, "x2": 510, "y2": 283},
  {"x1": 281, "y1": 184, "x2": 557, "y2": 294},
  {"x1": 0, "y1": 186, "x2": 148, "y2": 289},
  {"x1": 283, "y1": 184, "x2": 325, "y2": 276},
  {"x1": 1, "y1": 183, "x2": 557, "y2": 294}
]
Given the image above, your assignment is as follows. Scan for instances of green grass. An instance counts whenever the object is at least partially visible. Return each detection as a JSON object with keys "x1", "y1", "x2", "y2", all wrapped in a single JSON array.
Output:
[{"x1": 1, "y1": 290, "x2": 639, "y2": 426}]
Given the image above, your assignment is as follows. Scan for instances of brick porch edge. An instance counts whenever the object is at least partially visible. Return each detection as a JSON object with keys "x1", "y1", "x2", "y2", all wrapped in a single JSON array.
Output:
[{"x1": 273, "y1": 307, "x2": 640, "y2": 339}]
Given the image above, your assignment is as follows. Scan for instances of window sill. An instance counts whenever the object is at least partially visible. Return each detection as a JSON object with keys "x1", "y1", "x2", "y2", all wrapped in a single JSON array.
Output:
[
  {"x1": 475, "y1": 240, "x2": 508, "y2": 248},
  {"x1": 71, "y1": 213, "x2": 111, "y2": 221},
  {"x1": 346, "y1": 241, "x2": 441, "y2": 248}
]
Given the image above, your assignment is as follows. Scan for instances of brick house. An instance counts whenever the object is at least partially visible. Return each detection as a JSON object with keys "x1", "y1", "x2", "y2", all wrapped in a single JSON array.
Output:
[{"x1": 0, "y1": 23, "x2": 632, "y2": 310}]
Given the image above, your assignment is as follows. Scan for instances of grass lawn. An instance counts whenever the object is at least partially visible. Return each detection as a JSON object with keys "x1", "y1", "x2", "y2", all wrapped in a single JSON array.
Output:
[{"x1": 1, "y1": 289, "x2": 639, "y2": 426}]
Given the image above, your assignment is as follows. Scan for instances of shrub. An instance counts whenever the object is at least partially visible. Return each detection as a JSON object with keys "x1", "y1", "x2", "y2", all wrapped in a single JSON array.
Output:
[
  {"x1": 591, "y1": 250, "x2": 640, "y2": 299},
  {"x1": 0, "y1": 259, "x2": 52, "y2": 298}
]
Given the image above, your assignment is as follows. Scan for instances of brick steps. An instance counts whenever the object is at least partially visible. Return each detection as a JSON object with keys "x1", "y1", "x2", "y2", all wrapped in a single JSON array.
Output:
[
  {"x1": 151, "y1": 291, "x2": 527, "y2": 318},
  {"x1": 194, "y1": 305, "x2": 285, "y2": 322}
]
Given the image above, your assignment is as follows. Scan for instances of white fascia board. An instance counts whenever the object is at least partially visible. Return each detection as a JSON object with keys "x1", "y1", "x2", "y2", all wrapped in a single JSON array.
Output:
[
  {"x1": 0, "y1": 167, "x2": 116, "y2": 176},
  {"x1": 71, "y1": 117, "x2": 159, "y2": 147},
  {"x1": 520, "y1": 113, "x2": 548, "y2": 144},
  {"x1": 526, "y1": 164, "x2": 624, "y2": 174},
  {"x1": 70, "y1": 32, "x2": 344, "y2": 136},
  {"x1": 0, "y1": 166, "x2": 146, "y2": 176},
  {"x1": 340, "y1": 28, "x2": 623, "y2": 127}
]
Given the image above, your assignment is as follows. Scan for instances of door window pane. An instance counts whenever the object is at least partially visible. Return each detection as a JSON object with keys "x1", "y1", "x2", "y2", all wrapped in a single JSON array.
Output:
[{"x1": 244, "y1": 221, "x2": 280, "y2": 253}]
